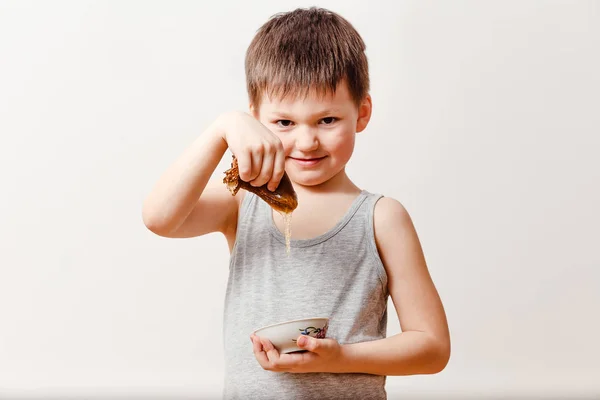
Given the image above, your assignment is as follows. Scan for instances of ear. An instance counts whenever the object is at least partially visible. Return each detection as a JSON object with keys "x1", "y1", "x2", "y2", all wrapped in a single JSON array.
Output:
[{"x1": 356, "y1": 94, "x2": 372, "y2": 133}]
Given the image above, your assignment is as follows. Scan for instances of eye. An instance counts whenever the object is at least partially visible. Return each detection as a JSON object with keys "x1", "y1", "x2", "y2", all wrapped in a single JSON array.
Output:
[
  {"x1": 320, "y1": 117, "x2": 337, "y2": 125},
  {"x1": 276, "y1": 120, "x2": 294, "y2": 127}
]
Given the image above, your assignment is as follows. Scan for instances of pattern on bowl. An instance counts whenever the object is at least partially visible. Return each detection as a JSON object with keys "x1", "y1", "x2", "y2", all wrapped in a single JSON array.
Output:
[{"x1": 292, "y1": 322, "x2": 329, "y2": 342}]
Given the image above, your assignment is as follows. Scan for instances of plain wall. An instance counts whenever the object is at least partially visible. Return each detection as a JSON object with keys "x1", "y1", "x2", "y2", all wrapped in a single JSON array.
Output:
[{"x1": 0, "y1": 0, "x2": 599, "y2": 399}]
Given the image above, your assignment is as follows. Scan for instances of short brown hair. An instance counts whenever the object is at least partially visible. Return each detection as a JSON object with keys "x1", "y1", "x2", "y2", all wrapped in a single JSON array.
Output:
[{"x1": 245, "y1": 7, "x2": 369, "y2": 108}]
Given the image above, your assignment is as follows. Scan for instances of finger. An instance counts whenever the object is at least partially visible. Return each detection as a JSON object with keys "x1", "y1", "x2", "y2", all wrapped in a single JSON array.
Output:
[
  {"x1": 250, "y1": 149, "x2": 274, "y2": 187},
  {"x1": 260, "y1": 337, "x2": 291, "y2": 371},
  {"x1": 251, "y1": 334, "x2": 263, "y2": 353},
  {"x1": 276, "y1": 351, "x2": 309, "y2": 369},
  {"x1": 251, "y1": 335, "x2": 270, "y2": 367},
  {"x1": 267, "y1": 146, "x2": 286, "y2": 192},
  {"x1": 260, "y1": 337, "x2": 279, "y2": 360},
  {"x1": 296, "y1": 335, "x2": 321, "y2": 353},
  {"x1": 236, "y1": 152, "x2": 253, "y2": 182},
  {"x1": 248, "y1": 150, "x2": 263, "y2": 183}
]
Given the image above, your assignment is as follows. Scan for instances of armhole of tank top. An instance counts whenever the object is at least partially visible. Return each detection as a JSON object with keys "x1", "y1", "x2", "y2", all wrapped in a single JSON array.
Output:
[
  {"x1": 366, "y1": 194, "x2": 389, "y2": 297},
  {"x1": 228, "y1": 192, "x2": 256, "y2": 269}
]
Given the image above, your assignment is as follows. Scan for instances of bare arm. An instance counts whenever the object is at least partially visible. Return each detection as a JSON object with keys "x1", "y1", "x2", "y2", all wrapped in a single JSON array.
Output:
[
  {"x1": 142, "y1": 118, "x2": 230, "y2": 238},
  {"x1": 142, "y1": 114, "x2": 234, "y2": 238},
  {"x1": 338, "y1": 198, "x2": 451, "y2": 375},
  {"x1": 142, "y1": 111, "x2": 285, "y2": 241}
]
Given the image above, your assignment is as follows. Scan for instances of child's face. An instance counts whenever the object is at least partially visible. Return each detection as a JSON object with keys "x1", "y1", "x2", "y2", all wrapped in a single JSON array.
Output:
[{"x1": 253, "y1": 81, "x2": 371, "y2": 188}]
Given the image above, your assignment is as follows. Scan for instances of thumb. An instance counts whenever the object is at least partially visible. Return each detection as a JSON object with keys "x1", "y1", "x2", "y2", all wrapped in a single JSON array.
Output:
[{"x1": 297, "y1": 335, "x2": 323, "y2": 352}]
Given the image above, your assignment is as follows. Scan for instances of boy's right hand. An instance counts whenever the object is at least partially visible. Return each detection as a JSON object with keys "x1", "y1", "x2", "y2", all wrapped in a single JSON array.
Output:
[{"x1": 219, "y1": 111, "x2": 286, "y2": 192}]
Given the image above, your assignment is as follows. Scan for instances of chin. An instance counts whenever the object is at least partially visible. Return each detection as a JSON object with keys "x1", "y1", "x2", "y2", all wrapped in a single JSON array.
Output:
[
  {"x1": 289, "y1": 177, "x2": 325, "y2": 187},
  {"x1": 288, "y1": 172, "x2": 337, "y2": 188}
]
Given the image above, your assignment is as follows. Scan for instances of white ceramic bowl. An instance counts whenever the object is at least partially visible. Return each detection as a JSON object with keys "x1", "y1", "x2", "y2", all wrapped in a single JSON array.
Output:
[{"x1": 253, "y1": 317, "x2": 329, "y2": 354}]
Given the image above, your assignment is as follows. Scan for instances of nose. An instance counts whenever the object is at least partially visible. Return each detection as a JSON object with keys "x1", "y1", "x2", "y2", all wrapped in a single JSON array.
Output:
[{"x1": 294, "y1": 126, "x2": 319, "y2": 152}]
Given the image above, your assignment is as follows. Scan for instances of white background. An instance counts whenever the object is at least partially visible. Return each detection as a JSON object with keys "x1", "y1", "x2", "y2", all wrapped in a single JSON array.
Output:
[{"x1": 1, "y1": 1, "x2": 599, "y2": 399}]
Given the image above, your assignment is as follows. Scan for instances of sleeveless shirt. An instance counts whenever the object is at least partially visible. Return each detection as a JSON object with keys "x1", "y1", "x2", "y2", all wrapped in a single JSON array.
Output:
[{"x1": 222, "y1": 190, "x2": 389, "y2": 400}]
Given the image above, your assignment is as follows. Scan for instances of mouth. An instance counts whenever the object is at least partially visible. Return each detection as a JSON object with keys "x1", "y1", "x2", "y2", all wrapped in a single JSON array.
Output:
[{"x1": 289, "y1": 156, "x2": 326, "y2": 167}]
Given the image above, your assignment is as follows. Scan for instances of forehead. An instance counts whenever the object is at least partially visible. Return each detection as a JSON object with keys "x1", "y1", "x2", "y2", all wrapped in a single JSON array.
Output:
[{"x1": 257, "y1": 81, "x2": 355, "y2": 115}]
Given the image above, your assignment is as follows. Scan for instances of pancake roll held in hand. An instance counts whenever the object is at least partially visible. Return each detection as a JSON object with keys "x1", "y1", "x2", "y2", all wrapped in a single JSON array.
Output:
[{"x1": 223, "y1": 155, "x2": 298, "y2": 214}]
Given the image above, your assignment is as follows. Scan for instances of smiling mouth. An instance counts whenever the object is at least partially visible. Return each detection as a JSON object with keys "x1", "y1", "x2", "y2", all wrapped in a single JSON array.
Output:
[
  {"x1": 290, "y1": 156, "x2": 326, "y2": 161},
  {"x1": 290, "y1": 156, "x2": 326, "y2": 166}
]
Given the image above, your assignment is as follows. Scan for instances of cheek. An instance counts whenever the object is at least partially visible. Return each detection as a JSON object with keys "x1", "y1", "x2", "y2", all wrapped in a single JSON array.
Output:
[
  {"x1": 337, "y1": 136, "x2": 356, "y2": 160},
  {"x1": 326, "y1": 125, "x2": 356, "y2": 153}
]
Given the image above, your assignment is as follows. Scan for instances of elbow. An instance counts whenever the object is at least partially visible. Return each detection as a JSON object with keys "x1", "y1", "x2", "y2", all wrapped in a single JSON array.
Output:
[
  {"x1": 142, "y1": 213, "x2": 163, "y2": 236},
  {"x1": 142, "y1": 206, "x2": 172, "y2": 237},
  {"x1": 426, "y1": 339, "x2": 451, "y2": 374}
]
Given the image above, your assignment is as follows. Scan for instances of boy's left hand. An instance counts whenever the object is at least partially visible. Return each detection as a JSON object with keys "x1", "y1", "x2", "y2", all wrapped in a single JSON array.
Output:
[{"x1": 250, "y1": 333, "x2": 343, "y2": 373}]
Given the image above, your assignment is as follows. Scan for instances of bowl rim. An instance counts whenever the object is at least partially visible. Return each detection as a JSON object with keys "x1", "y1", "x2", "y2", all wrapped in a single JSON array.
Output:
[{"x1": 253, "y1": 317, "x2": 329, "y2": 334}]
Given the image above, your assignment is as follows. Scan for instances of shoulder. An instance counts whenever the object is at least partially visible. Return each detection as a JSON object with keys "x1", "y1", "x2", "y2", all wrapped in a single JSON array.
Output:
[
  {"x1": 372, "y1": 196, "x2": 413, "y2": 234},
  {"x1": 372, "y1": 196, "x2": 420, "y2": 261}
]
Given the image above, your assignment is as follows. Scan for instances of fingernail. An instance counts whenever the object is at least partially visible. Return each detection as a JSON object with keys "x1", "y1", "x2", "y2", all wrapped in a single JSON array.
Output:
[{"x1": 297, "y1": 336, "x2": 307, "y2": 346}]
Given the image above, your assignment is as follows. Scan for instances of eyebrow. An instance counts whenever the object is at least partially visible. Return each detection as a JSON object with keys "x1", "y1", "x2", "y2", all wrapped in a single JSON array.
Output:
[{"x1": 271, "y1": 109, "x2": 342, "y2": 119}]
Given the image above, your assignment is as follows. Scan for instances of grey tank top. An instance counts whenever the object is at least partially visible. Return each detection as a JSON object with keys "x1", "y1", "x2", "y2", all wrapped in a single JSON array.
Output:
[{"x1": 222, "y1": 190, "x2": 389, "y2": 400}]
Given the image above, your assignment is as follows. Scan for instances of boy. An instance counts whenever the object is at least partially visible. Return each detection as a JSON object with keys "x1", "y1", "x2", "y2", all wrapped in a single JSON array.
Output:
[{"x1": 143, "y1": 7, "x2": 450, "y2": 399}]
